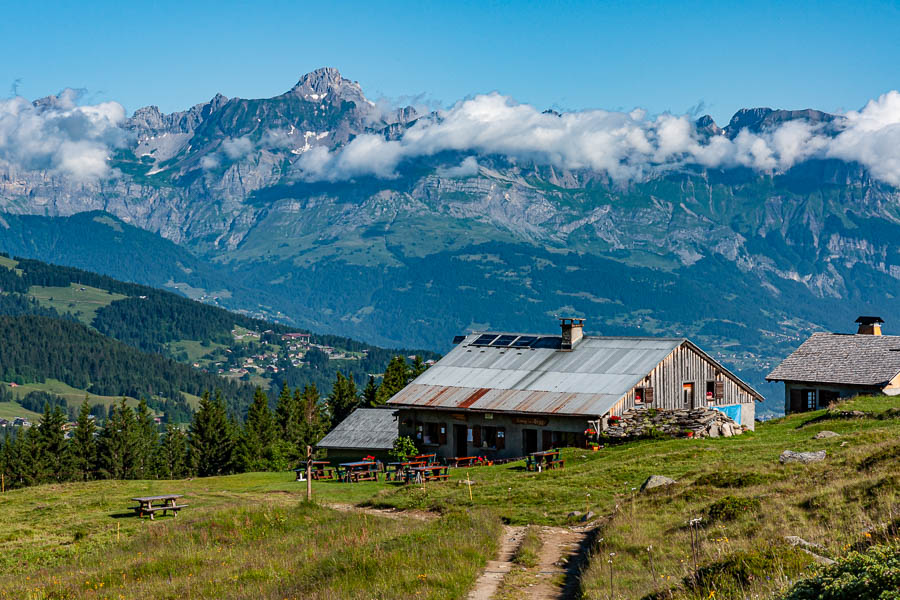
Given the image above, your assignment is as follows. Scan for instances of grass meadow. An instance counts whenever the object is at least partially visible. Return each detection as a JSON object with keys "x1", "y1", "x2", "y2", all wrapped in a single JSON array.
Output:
[{"x1": 0, "y1": 397, "x2": 897, "y2": 598}]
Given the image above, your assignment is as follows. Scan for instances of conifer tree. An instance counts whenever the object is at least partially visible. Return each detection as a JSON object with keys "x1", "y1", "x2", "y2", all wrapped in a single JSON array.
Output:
[
  {"x1": 132, "y1": 398, "x2": 158, "y2": 479},
  {"x1": 275, "y1": 382, "x2": 302, "y2": 461},
  {"x1": 328, "y1": 372, "x2": 359, "y2": 426},
  {"x1": 374, "y1": 356, "x2": 411, "y2": 405},
  {"x1": 237, "y1": 388, "x2": 279, "y2": 471},
  {"x1": 189, "y1": 390, "x2": 234, "y2": 477},
  {"x1": 37, "y1": 403, "x2": 69, "y2": 482},
  {"x1": 70, "y1": 397, "x2": 97, "y2": 481},
  {"x1": 299, "y1": 384, "x2": 328, "y2": 448},
  {"x1": 411, "y1": 355, "x2": 427, "y2": 378},
  {"x1": 157, "y1": 423, "x2": 189, "y2": 479},
  {"x1": 362, "y1": 375, "x2": 378, "y2": 408},
  {"x1": 98, "y1": 398, "x2": 136, "y2": 479}
]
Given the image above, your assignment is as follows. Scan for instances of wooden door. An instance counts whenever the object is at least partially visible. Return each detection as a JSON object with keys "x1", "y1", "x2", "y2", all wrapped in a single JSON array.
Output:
[
  {"x1": 523, "y1": 429, "x2": 538, "y2": 454},
  {"x1": 454, "y1": 424, "x2": 467, "y2": 457},
  {"x1": 683, "y1": 382, "x2": 695, "y2": 408}
]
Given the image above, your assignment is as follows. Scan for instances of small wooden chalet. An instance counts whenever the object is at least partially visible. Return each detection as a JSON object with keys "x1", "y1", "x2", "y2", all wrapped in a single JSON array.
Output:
[
  {"x1": 315, "y1": 408, "x2": 398, "y2": 463},
  {"x1": 387, "y1": 319, "x2": 762, "y2": 460},
  {"x1": 767, "y1": 316, "x2": 900, "y2": 413}
]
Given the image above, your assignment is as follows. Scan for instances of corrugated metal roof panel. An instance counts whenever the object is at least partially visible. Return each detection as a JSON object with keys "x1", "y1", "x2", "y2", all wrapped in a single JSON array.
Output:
[{"x1": 316, "y1": 408, "x2": 397, "y2": 450}]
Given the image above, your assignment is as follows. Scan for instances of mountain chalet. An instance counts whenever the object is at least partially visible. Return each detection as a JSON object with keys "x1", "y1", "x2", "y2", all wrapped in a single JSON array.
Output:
[
  {"x1": 387, "y1": 319, "x2": 762, "y2": 460},
  {"x1": 767, "y1": 316, "x2": 900, "y2": 414}
]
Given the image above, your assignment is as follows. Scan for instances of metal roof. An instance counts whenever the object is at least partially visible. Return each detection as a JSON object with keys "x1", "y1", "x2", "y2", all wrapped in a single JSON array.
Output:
[
  {"x1": 766, "y1": 332, "x2": 900, "y2": 387},
  {"x1": 316, "y1": 408, "x2": 398, "y2": 450},
  {"x1": 388, "y1": 334, "x2": 686, "y2": 417}
]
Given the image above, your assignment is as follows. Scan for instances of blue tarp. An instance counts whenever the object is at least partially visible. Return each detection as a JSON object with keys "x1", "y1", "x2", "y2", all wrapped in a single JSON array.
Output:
[{"x1": 712, "y1": 404, "x2": 742, "y2": 425}]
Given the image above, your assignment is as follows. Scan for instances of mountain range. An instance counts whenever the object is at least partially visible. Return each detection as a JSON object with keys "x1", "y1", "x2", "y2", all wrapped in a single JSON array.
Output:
[{"x1": 3, "y1": 67, "x2": 900, "y2": 415}]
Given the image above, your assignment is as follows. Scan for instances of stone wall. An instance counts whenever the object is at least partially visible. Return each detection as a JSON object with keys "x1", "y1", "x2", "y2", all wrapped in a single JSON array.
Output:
[{"x1": 603, "y1": 407, "x2": 744, "y2": 439}]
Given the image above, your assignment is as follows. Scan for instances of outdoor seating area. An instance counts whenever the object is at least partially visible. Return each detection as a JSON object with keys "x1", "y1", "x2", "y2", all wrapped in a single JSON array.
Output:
[
  {"x1": 449, "y1": 456, "x2": 492, "y2": 467},
  {"x1": 336, "y1": 461, "x2": 379, "y2": 482},
  {"x1": 408, "y1": 465, "x2": 449, "y2": 483},
  {"x1": 131, "y1": 494, "x2": 188, "y2": 520},
  {"x1": 412, "y1": 453, "x2": 437, "y2": 465},
  {"x1": 294, "y1": 461, "x2": 336, "y2": 481},
  {"x1": 525, "y1": 450, "x2": 565, "y2": 472}
]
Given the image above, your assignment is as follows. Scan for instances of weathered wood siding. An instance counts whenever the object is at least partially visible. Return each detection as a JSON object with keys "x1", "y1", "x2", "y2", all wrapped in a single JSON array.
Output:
[{"x1": 609, "y1": 343, "x2": 757, "y2": 416}]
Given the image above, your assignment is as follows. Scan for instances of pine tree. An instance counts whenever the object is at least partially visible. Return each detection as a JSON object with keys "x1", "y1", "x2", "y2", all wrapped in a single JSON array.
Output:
[
  {"x1": 70, "y1": 397, "x2": 97, "y2": 481},
  {"x1": 374, "y1": 356, "x2": 411, "y2": 405},
  {"x1": 362, "y1": 375, "x2": 378, "y2": 407},
  {"x1": 189, "y1": 391, "x2": 234, "y2": 477},
  {"x1": 98, "y1": 398, "x2": 136, "y2": 479},
  {"x1": 157, "y1": 424, "x2": 189, "y2": 479},
  {"x1": 37, "y1": 403, "x2": 69, "y2": 482},
  {"x1": 411, "y1": 355, "x2": 427, "y2": 378},
  {"x1": 299, "y1": 384, "x2": 328, "y2": 449},
  {"x1": 237, "y1": 388, "x2": 279, "y2": 471},
  {"x1": 328, "y1": 372, "x2": 359, "y2": 426},
  {"x1": 275, "y1": 382, "x2": 302, "y2": 462},
  {"x1": 132, "y1": 398, "x2": 158, "y2": 479}
]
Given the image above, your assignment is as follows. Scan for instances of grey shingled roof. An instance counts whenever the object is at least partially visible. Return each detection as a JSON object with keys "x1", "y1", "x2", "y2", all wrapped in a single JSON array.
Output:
[
  {"x1": 388, "y1": 333, "x2": 761, "y2": 416},
  {"x1": 766, "y1": 332, "x2": 900, "y2": 386},
  {"x1": 316, "y1": 408, "x2": 397, "y2": 450}
]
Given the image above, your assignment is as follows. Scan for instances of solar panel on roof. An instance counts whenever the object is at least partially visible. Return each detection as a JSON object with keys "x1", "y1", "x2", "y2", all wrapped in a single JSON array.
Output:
[
  {"x1": 511, "y1": 336, "x2": 538, "y2": 347},
  {"x1": 530, "y1": 336, "x2": 562, "y2": 349},
  {"x1": 452, "y1": 335, "x2": 466, "y2": 344},
  {"x1": 472, "y1": 334, "x2": 499, "y2": 346},
  {"x1": 491, "y1": 334, "x2": 519, "y2": 346}
]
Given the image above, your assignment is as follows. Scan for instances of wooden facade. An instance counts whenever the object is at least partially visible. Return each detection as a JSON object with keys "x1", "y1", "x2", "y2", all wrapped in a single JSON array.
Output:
[{"x1": 606, "y1": 342, "x2": 757, "y2": 425}]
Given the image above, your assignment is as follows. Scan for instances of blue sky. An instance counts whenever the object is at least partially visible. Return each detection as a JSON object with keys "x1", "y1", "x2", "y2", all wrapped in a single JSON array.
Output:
[{"x1": 2, "y1": 0, "x2": 899, "y2": 124}]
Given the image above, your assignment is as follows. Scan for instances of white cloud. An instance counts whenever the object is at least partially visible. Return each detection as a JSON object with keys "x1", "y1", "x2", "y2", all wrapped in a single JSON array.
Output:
[
  {"x1": 295, "y1": 90, "x2": 900, "y2": 187},
  {"x1": 436, "y1": 156, "x2": 479, "y2": 178},
  {"x1": 222, "y1": 136, "x2": 253, "y2": 159},
  {"x1": 0, "y1": 90, "x2": 127, "y2": 179}
]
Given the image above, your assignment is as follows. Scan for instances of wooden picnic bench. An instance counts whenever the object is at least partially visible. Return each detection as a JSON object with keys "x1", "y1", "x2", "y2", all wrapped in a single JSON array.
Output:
[
  {"x1": 131, "y1": 494, "x2": 188, "y2": 520},
  {"x1": 337, "y1": 461, "x2": 379, "y2": 483},
  {"x1": 450, "y1": 456, "x2": 490, "y2": 468},
  {"x1": 408, "y1": 465, "x2": 450, "y2": 484},
  {"x1": 293, "y1": 461, "x2": 335, "y2": 481},
  {"x1": 386, "y1": 460, "x2": 426, "y2": 481},
  {"x1": 526, "y1": 450, "x2": 564, "y2": 472},
  {"x1": 412, "y1": 453, "x2": 437, "y2": 465}
]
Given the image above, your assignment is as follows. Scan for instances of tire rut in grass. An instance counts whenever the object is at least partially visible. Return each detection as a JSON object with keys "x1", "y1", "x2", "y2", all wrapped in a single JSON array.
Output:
[{"x1": 468, "y1": 524, "x2": 526, "y2": 600}]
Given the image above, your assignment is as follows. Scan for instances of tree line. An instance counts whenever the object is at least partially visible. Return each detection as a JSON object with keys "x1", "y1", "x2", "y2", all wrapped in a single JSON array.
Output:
[{"x1": 0, "y1": 356, "x2": 423, "y2": 491}]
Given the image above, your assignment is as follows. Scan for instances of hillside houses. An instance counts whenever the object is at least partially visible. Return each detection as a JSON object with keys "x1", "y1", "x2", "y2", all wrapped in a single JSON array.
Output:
[{"x1": 388, "y1": 318, "x2": 762, "y2": 460}]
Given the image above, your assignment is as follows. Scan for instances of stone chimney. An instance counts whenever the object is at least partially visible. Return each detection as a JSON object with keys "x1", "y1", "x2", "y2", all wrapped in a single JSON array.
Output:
[
  {"x1": 559, "y1": 317, "x2": 585, "y2": 351},
  {"x1": 855, "y1": 316, "x2": 884, "y2": 335}
]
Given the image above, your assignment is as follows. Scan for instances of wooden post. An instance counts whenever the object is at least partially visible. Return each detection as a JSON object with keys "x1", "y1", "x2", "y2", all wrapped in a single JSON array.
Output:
[
  {"x1": 1, "y1": 472, "x2": 4, "y2": 493},
  {"x1": 306, "y1": 446, "x2": 312, "y2": 502},
  {"x1": 466, "y1": 470, "x2": 473, "y2": 501}
]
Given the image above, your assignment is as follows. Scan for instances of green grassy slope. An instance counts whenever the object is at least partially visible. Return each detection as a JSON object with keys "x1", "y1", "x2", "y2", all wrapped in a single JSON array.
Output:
[{"x1": 2, "y1": 396, "x2": 896, "y2": 598}]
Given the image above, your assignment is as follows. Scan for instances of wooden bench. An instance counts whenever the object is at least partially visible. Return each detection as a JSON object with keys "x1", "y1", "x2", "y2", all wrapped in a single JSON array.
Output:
[
  {"x1": 547, "y1": 459, "x2": 565, "y2": 470},
  {"x1": 131, "y1": 494, "x2": 188, "y2": 520},
  {"x1": 408, "y1": 465, "x2": 450, "y2": 483}
]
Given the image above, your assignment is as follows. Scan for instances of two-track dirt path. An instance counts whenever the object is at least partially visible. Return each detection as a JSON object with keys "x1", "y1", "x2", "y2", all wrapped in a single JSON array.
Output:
[{"x1": 467, "y1": 525, "x2": 526, "y2": 600}]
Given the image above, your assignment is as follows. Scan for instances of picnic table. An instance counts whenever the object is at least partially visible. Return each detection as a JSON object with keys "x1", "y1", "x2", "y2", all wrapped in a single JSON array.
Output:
[
  {"x1": 412, "y1": 453, "x2": 437, "y2": 465},
  {"x1": 526, "y1": 450, "x2": 564, "y2": 472},
  {"x1": 131, "y1": 494, "x2": 188, "y2": 520},
  {"x1": 386, "y1": 460, "x2": 426, "y2": 481},
  {"x1": 293, "y1": 461, "x2": 335, "y2": 481},
  {"x1": 337, "y1": 461, "x2": 378, "y2": 483},
  {"x1": 408, "y1": 465, "x2": 450, "y2": 484},
  {"x1": 449, "y1": 456, "x2": 491, "y2": 468}
]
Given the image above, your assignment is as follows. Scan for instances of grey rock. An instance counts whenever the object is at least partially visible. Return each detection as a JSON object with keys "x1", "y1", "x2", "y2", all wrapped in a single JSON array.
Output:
[
  {"x1": 567, "y1": 511, "x2": 582, "y2": 519},
  {"x1": 779, "y1": 450, "x2": 827, "y2": 464},
  {"x1": 581, "y1": 511, "x2": 596, "y2": 522},
  {"x1": 813, "y1": 430, "x2": 840, "y2": 439},
  {"x1": 641, "y1": 475, "x2": 676, "y2": 492},
  {"x1": 708, "y1": 424, "x2": 720, "y2": 438}
]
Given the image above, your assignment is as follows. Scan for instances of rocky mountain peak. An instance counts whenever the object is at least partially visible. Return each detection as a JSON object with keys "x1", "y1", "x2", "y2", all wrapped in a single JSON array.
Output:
[
  {"x1": 724, "y1": 107, "x2": 838, "y2": 138},
  {"x1": 287, "y1": 67, "x2": 370, "y2": 106}
]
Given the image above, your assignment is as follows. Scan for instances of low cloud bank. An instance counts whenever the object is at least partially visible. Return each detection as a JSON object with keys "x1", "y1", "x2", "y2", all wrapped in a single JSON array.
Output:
[
  {"x1": 298, "y1": 90, "x2": 900, "y2": 186},
  {"x1": 0, "y1": 89, "x2": 127, "y2": 179}
]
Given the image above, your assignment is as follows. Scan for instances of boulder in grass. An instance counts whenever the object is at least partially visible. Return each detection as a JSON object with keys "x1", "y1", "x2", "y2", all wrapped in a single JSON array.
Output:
[
  {"x1": 641, "y1": 475, "x2": 676, "y2": 492},
  {"x1": 813, "y1": 430, "x2": 840, "y2": 439},
  {"x1": 779, "y1": 450, "x2": 826, "y2": 464}
]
